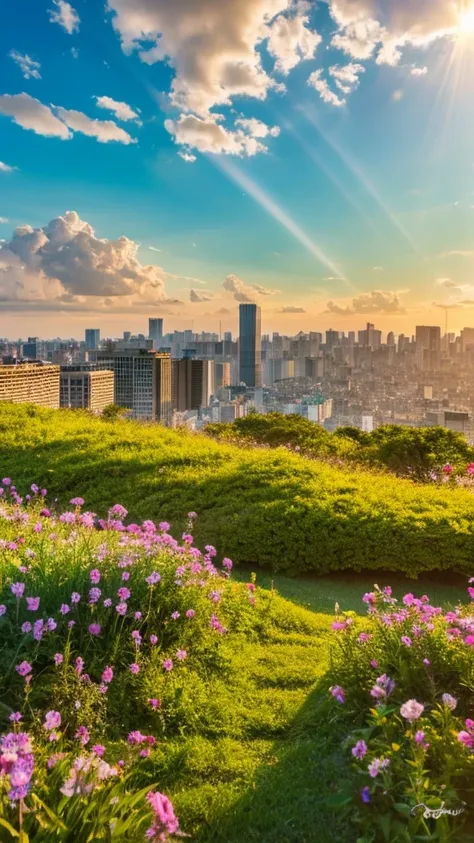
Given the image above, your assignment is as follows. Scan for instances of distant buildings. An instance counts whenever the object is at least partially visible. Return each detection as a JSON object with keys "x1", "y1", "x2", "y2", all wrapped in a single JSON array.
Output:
[
  {"x1": 239, "y1": 303, "x2": 262, "y2": 388},
  {"x1": 96, "y1": 348, "x2": 172, "y2": 424},
  {"x1": 60, "y1": 369, "x2": 114, "y2": 412},
  {"x1": 85, "y1": 329, "x2": 100, "y2": 350},
  {"x1": 0, "y1": 363, "x2": 59, "y2": 408},
  {"x1": 172, "y1": 359, "x2": 214, "y2": 412},
  {"x1": 149, "y1": 318, "x2": 164, "y2": 350}
]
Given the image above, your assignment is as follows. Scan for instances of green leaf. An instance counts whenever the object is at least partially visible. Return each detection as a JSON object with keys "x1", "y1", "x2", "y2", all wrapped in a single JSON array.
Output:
[
  {"x1": 0, "y1": 818, "x2": 20, "y2": 839},
  {"x1": 394, "y1": 803, "x2": 413, "y2": 818}
]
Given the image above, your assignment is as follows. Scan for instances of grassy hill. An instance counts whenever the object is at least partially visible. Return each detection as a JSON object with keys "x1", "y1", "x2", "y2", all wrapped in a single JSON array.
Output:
[{"x1": 1, "y1": 403, "x2": 474, "y2": 576}]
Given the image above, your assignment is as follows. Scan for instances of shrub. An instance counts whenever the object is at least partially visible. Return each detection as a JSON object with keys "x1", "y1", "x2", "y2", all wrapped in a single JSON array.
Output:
[{"x1": 326, "y1": 584, "x2": 474, "y2": 842}]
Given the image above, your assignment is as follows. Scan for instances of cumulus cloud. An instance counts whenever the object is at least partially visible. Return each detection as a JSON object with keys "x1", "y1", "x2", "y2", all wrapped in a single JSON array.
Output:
[
  {"x1": 55, "y1": 107, "x2": 137, "y2": 144},
  {"x1": 95, "y1": 95, "x2": 141, "y2": 122},
  {"x1": 307, "y1": 70, "x2": 345, "y2": 107},
  {"x1": 190, "y1": 288, "x2": 213, "y2": 302},
  {"x1": 223, "y1": 273, "x2": 278, "y2": 302},
  {"x1": 9, "y1": 51, "x2": 41, "y2": 80},
  {"x1": 165, "y1": 114, "x2": 268, "y2": 158},
  {"x1": 326, "y1": 289, "x2": 406, "y2": 315},
  {"x1": 48, "y1": 0, "x2": 80, "y2": 34},
  {"x1": 234, "y1": 117, "x2": 280, "y2": 139},
  {"x1": 280, "y1": 305, "x2": 306, "y2": 312},
  {"x1": 178, "y1": 150, "x2": 197, "y2": 163},
  {"x1": 329, "y1": 62, "x2": 365, "y2": 94},
  {"x1": 267, "y1": 4, "x2": 322, "y2": 75},
  {"x1": 0, "y1": 210, "x2": 186, "y2": 311},
  {"x1": 411, "y1": 65, "x2": 428, "y2": 76},
  {"x1": 0, "y1": 161, "x2": 16, "y2": 172},
  {"x1": 0, "y1": 93, "x2": 71, "y2": 139},
  {"x1": 0, "y1": 218, "x2": 9, "y2": 224}
]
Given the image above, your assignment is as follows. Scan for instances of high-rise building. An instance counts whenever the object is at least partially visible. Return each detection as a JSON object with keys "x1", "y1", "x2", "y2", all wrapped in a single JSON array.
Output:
[
  {"x1": 96, "y1": 349, "x2": 172, "y2": 424},
  {"x1": 123, "y1": 332, "x2": 131, "y2": 341},
  {"x1": 0, "y1": 363, "x2": 59, "y2": 408},
  {"x1": 415, "y1": 326, "x2": 441, "y2": 351},
  {"x1": 239, "y1": 303, "x2": 262, "y2": 387},
  {"x1": 85, "y1": 329, "x2": 100, "y2": 350},
  {"x1": 149, "y1": 318, "x2": 164, "y2": 349},
  {"x1": 214, "y1": 361, "x2": 231, "y2": 391},
  {"x1": 60, "y1": 369, "x2": 114, "y2": 412},
  {"x1": 172, "y1": 359, "x2": 214, "y2": 411},
  {"x1": 359, "y1": 323, "x2": 382, "y2": 348}
]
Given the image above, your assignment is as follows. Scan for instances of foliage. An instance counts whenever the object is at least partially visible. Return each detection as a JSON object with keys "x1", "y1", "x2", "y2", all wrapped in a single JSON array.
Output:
[
  {"x1": 326, "y1": 584, "x2": 474, "y2": 842},
  {"x1": 2, "y1": 405, "x2": 474, "y2": 576}
]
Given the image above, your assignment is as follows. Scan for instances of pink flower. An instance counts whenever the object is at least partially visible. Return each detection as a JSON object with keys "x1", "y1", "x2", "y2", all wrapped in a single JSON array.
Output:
[
  {"x1": 90, "y1": 569, "x2": 101, "y2": 584},
  {"x1": 329, "y1": 685, "x2": 345, "y2": 704},
  {"x1": 400, "y1": 699, "x2": 424, "y2": 721},
  {"x1": 26, "y1": 597, "x2": 40, "y2": 611},
  {"x1": 92, "y1": 744, "x2": 105, "y2": 757},
  {"x1": 44, "y1": 711, "x2": 61, "y2": 731},
  {"x1": 54, "y1": 653, "x2": 63, "y2": 666},
  {"x1": 150, "y1": 634, "x2": 158, "y2": 645},
  {"x1": 60, "y1": 604, "x2": 70, "y2": 615},
  {"x1": 102, "y1": 666, "x2": 113, "y2": 684},
  {"x1": 401, "y1": 636, "x2": 412, "y2": 647},
  {"x1": 16, "y1": 661, "x2": 32, "y2": 678},
  {"x1": 352, "y1": 740, "x2": 368, "y2": 759},
  {"x1": 171, "y1": 611, "x2": 180, "y2": 620},
  {"x1": 185, "y1": 609, "x2": 195, "y2": 619},
  {"x1": 442, "y1": 693, "x2": 457, "y2": 710},
  {"x1": 116, "y1": 602, "x2": 127, "y2": 616},
  {"x1": 146, "y1": 792, "x2": 179, "y2": 839},
  {"x1": 176, "y1": 649, "x2": 187, "y2": 661},
  {"x1": 148, "y1": 698, "x2": 160, "y2": 709},
  {"x1": 71, "y1": 592, "x2": 81, "y2": 604},
  {"x1": 117, "y1": 587, "x2": 131, "y2": 601},
  {"x1": 162, "y1": 659, "x2": 173, "y2": 672},
  {"x1": 88, "y1": 624, "x2": 101, "y2": 636},
  {"x1": 75, "y1": 726, "x2": 90, "y2": 746},
  {"x1": 129, "y1": 663, "x2": 140, "y2": 674},
  {"x1": 11, "y1": 582, "x2": 25, "y2": 599},
  {"x1": 443, "y1": 463, "x2": 453, "y2": 475}
]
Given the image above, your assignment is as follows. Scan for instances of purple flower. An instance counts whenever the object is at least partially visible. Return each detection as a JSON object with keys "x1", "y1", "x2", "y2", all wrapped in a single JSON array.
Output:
[
  {"x1": 103, "y1": 598, "x2": 112, "y2": 608},
  {"x1": 88, "y1": 623, "x2": 101, "y2": 636},
  {"x1": 146, "y1": 571, "x2": 161, "y2": 586},
  {"x1": 129, "y1": 663, "x2": 140, "y2": 674},
  {"x1": 90, "y1": 568, "x2": 101, "y2": 584},
  {"x1": 368, "y1": 758, "x2": 390, "y2": 778},
  {"x1": 9, "y1": 712, "x2": 22, "y2": 722},
  {"x1": 360, "y1": 786, "x2": 371, "y2": 804},
  {"x1": 0, "y1": 605, "x2": 6, "y2": 616},
  {"x1": 11, "y1": 582, "x2": 25, "y2": 599},
  {"x1": 146, "y1": 792, "x2": 180, "y2": 839},
  {"x1": 400, "y1": 699, "x2": 424, "y2": 721},
  {"x1": 92, "y1": 744, "x2": 105, "y2": 757},
  {"x1": 2, "y1": 477, "x2": 11, "y2": 485},
  {"x1": 171, "y1": 611, "x2": 180, "y2": 621},
  {"x1": 442, "y1": 693, "x2": 457, "y2": 711},
  {"x1": 70, "y1": 497, "x2": 85, "y2": 507},
  {"x1": 75, "y1": 656, "x2": 84, "y2": 676},
  {"x1": 47, "y1": 617, "x2": 57, "y2": 632},
  {"x1": 150, "y1": 634, "x2": 158, "y2": 645},
  {"x1": 43, "y1": 711, "x2": 61, "y2": 731},
  {"x1": 415, "y1": 730, "x2": 425, "y2": 744},
  {"x1": 89, "y1": 587, "x2": 101, "y2": 604},
  {"x1": 21, "y1": 622, "x2": 32, "y2": 634},
  {"x1": 121, "y1": 571, "x2": 130, "y2": 581},
  {"x1": 162, "y1": 659, "x2": 173, "y2": 672},
  {"x1": 15, "y1": 661, "x2": 32, "y2": 678},
  {"x1": 116, "y1": 602, "x2": 127, "y2": 616},
  {"x1": 71, "y1": 592, "x2": 81, "y2": 604},
  {"x1": 134, "y1": 611, "x2": 142, "y2": 620},
  {"x1": 176, "y1": 649, "x2": 187, "y2": 661},
  {"x1": 60, "y1": 604, "x2": 70, "y2": 615},
  {"x1": 54, "y1": 653, "x2": 63, "y2": 666},
  {"x1": 148, "y1": 698, "x2": 160, "y2": 709},
  {"x1": 117, "y1": 587, "x2": 131, "y2": 601},
  {"x1": 401, "y1": 636, "x2": 412, "y2": 647},
  {"x1": 26, "y1": 596, "x2": 40, "y2": 612},
  {"x1": 352, "y1": 740, "x2": 368, "y2": 759},
  {"x1": 159, "y1": 522, "x2": 170, "y2": 532},
  {"x1": 33, "y1": 619, "x2": 44, "y2": 641},
  {"x1": 110, "y1": 503, "x2": 128, "y2": 519},
  {"x1": 75, "y1": 726, "x2": 90, "y2": 746},
  {"x1": 102, "y1": 666, "x2": 113, "y2": 684},
  {"x1": 330, "y1": 685, "x2": 345, "y2": 704},
  {"x1": 59, "y1": 511, "x2": 76, "y2": 524},
  {"x1": 222, "y1": 557, "x2": 233, "y2": 570},
  {"x1": 185, "y1": 609, "x2": 195, "y2": 619}
]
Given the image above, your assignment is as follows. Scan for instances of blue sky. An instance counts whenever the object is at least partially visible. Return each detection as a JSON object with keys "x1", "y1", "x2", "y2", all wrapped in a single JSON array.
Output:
[{"x1": 0, "y1": 0, "x2": 474, "y2": 339}]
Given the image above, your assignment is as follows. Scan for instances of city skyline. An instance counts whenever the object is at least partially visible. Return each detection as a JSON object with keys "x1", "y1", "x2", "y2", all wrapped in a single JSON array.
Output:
[{"x1": 1, "y1": 1, "x2": 474, "y2": 336}]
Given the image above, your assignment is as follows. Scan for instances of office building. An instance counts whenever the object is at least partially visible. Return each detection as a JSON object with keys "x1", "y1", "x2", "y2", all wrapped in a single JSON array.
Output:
[
  {"x1": 239, "y1": 303, "x2": 262, "y2": 387},
  {"x1": 22, "y1": 337, "x2": 39, "y2": 359},
  {"x1": 85, "y1": 329, "x2": 100, "y2": 350},
  {"x1": 149, "y1": 318, "x2": 164, "y2": 349},
  {"x1": 60, "y1": 369, "x2": 114, "y2": 412},
  {"x1": 0, "y1": 363, "x2": 59, "y2": 408},
  {"x1": 172, "y1": 359, "x2": 214, "y2": 411},
  {"x1": 214, "y1": 361, "x2": 231, "y2": 391},
  {"x1": 96, "y1": 349, "x2": 172, "y2": 424}
]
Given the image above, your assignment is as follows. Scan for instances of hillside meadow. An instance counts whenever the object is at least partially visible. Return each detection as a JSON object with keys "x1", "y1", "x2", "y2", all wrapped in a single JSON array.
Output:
[{"x1": 1, "y1": 404, "x2": 474, "y2": 576}]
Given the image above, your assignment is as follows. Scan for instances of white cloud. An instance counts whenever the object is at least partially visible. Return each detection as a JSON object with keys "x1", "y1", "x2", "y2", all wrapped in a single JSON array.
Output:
[
  {"x1": 190, "y1": 288, "x2": 213, "y2": 302},
  {"x1": 307, "y1": 69, "x2": 345, "y2": 107},
  {"x1": 95, "y1": 95, "x2": 141, "y2": 122},
  {"x1": 0, "y1": 217, "x2": 9, "y2": 224},
  {"x1": 329, "y1": 62, "x2": 365, "y2": 94},
  {"x1": 55, "y1": 107, "x2": 137, "y2": 144},
  {"x1": 439, "y1": 250, "x2": 474, "y2": 258},
  {"x1": 235, "y1": 117, "x2": 280, "y2": 138},
  {"x1": 0, "y1": 161, "x2": 16, "y2": 173},
  {"x1": 326, "y1": 289, "x2": 406, "y2": 315},
  {"x1": 178, "y1": 150, "x2": 197, "y2": 163},
  {"x1": 0, "y1": 210, "x2": 185, "y2": 309},
  {"x1": 411, "y1": 65, "x2": 428, "y2": 76},
  {"x1": 0, "y1": 93, "x2": 71, "y2": 139},
  {"x1": 331, "y1": 17, "x2": 383, "y2": 60},
  {"x1": 149, "y1": 246, "x2": 162, "y2": 252},
  {"x1": 165, "y1": 114, "x2": 268, "y2": 158},
  {"x1": 223, "y1": 273, "x2": 278, "y2": 302},
  {"x1": 280, "y1": 305, "x2": 306, "y2": 312},
  {"x1": 392, "y1": 89, "x2": 404, "y2": 101},
  {"x1": 9, "y1": 51, "x2": 41, "y2": 80},
  {"x1": 267, "y1": 4, "x2": 322, "y2": 75},
  {"x1": 48, "y1": 0, "x2": 80, "y2": 34}
]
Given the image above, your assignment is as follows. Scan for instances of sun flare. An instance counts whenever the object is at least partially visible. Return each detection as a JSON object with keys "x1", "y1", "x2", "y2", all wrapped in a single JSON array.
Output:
[{"x1": 458, "y1": 5, "x2": 474, "y2": 34}]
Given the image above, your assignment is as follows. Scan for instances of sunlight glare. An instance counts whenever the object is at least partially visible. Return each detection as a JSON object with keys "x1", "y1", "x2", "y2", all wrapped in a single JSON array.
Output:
[{"x1": 458, "y1": 5, "x2": 474, "y2": 35}]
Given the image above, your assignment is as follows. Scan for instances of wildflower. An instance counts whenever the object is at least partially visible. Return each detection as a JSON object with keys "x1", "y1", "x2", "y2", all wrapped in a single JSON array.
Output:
[
  {"x1": 442, "y1": 693, "x2": 457, "y2": 710},
  {"x1": 44, "y1": 711, "x2": 61, "y2": 731},
  {"x1": 21, "y1": 622, "x2": 32, "y2": 634},
  {"x1": 70, "y1": 497, "x2": 85, "y2": 506},
  {"x1": 148, "y1": 698, "x2": 160, "y2": 709},
  {"x1": 222, "y1": 557, "x2": 233, "y2": 570},
  {"x1": 122, "y1": 571, "x2": 130, "y2": 581},
  {"x1": 102, "y1": 666, "x2": 113, "y2": 684},
  {"x1": 362, "y1": 592, "x2": 375, "y2": 605},
  {"x1": 150, "y1": 634, "x2": 158, "y2": 645},
  {"x1": 33, "y1": 619, "x2": 44, "y2": 641},
  {"x1": 129, "y1": 663, "x2": 140, "y2": 675},
  {"x1": 11, "y1": 582, "x2": 25, "y2": 598},
  {"x1": 92, "y1": 744, "x2": 105, "y2": 757},
  {"x1": 47, "y1": 618, "x2": 57, "y2": 632},
  {"x1": 2, "y1": 477, "x2": 11, "y2": 485},
  {"x1": 159, "y1": 522, "x2": 170, "y2": 532},
  {"x1": 54, "y1": 653, "x2": 63, "y2": 666},
  {"x1": 75, "y1": 726, "x2": 90, "y2": 746},
  {"x1": 368, "y1": 758, "x2": 389, "y2": 778},
  {"x1": 90, "y1": 568, "x2": 101, "y2": 584},
  {"x1": 110, "y1": 504, "x2": 128, "y2": 519},
  {"x1": 171, "y1": 611, "x2": 180, "y2": 620},
  {"x1": 360, "y1": 786, "x2": 371, "y2": 804},
  {"x1": 401, "y1": 636, "x2": 412, "y2": 647},
  {"x1": 185, "y1": 609, "x2": 195, "y2": 619},
  {"x1": 75, "y1": 657, "x2": 84, "y2": 676},
  {"x1": 26, "y1": 596, "x2": 40, "y2": 611},
  {"x1": 415, "y1": 730, "x2": 425, "y2": 744},
  {"x1": 423, "y1": 658, "x2": 431, "y2": 666},
  {"x1": 33, "y1": 522, "x2": 42, "y2": 532},
  {"x1": 117, "y1": 587, "x2": 131, "y2": 601},
  {"x1": 352, "y1": 740, "x2": 368, "y2": 759},
  {"x1": 0, "y1": 732, "x2": 34, "y2": 801},
  {"x1": 88, "y1": 623, "x2": 101, "y2": 636},
  {"x1": 9, "y1": 712, "x2": 22, "y2": 722},
  {"x1": 146, "y1": 572, "x2": 161, "y2": 586},
  {"x1": 370, "y1": 674, "x2": 395, "y2": 700},
  {"x1": 16, "y1": 661, "x2": 32, "y2": 678},
  {"x1": 71, "y1": 592, "x2": 81, "y2": 604},
  {"x1": 134, "y1": 611, "x2": 142, "y2": 620},
  {"x1": 176, "y1": 649, "x2": 187, "y2": 661},
  {"x1": 116, "y1": 602, "x2": 127, "y2": 616},
  {"x1": 162, "y1": 659, "x2": 173, "y2": 672},
  {"x1": 329, "y1": 685, "x2": 345, "y2": 704},
  {"x1": 465, "y1": 635, "x2": 474, "y2": 646},
  {"x1": 443, "y1": 463, "x2": 453, "y2": 475},
  {"x1": 103, "y1": 598, "x2": 112, "y2": 608},
  {"x1": 89, "y1": 587, "x2": 101, "y2": 604},
  {"x1": 400, "y1": 699, "x2": 424, "y2": 722},
  {"x1": 60, "y1": 604, "x2": 70, "y2": 615},
  {"x1": 358, "y1": 633, "x2": 371, "y2": 643},
  {"x1": 146, "y1": 792, "x2": 180, "y2": 840},
  {"x1": 0, "y1": 605, "x2": 6, "y2": 616},
  {"x1": 458, "y1": 720, "x2": 474, "y2": 750},
  {"x1": 60, "y1": 512, "x2": 76, "y2": 524}
]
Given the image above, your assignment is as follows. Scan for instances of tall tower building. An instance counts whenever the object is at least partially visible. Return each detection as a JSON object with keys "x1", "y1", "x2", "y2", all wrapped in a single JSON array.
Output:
[
  {"x1": 96, "y1": 348, "x2": 172, "y2": 425},
  {"x1": 85, "y1": 329, "x2": 100, "y2": 350},
  {"x1": 149, "y1": 318, "x2": 164, "y2": 349},
  {"x1": 239, "y1": 303, "x2": 262, "y2": 387},
  {"x1": 172, "y1": 359, "x2": 214, "y2": 411}
]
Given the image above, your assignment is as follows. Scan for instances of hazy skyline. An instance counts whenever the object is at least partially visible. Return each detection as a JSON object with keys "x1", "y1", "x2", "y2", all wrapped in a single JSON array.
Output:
[{"x1": 1, "y1": 0, "x2": 474, "y2": 337}]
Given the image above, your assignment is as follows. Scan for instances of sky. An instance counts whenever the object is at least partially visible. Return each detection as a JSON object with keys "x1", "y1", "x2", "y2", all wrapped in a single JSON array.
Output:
[{"x1": 1, "y1": 0, "x2": 474, "y2": 340}]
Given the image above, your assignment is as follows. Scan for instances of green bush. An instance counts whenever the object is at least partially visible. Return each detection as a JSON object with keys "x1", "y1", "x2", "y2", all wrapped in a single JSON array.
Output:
[{"x1": 1, "y1": 404, "x2": 474, "y2": 575}]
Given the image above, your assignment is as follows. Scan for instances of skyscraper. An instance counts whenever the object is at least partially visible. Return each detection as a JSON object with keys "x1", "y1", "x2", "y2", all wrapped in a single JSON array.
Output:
[
  {"x1": 85, "y1": 329, "x2": 100, "y2": 350},
  {"x1": 149, "y1": 318, "x2": 163, "y2": 349},
  {"x1": 172, "y1": 359, "x2": 214, "y2": 411},
  {"x1": 96, "y1": 348, "x2": 172, "y2": 425},
  {"x1": 239, "y1": 303, "x2": 261, "y2": 387}
]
